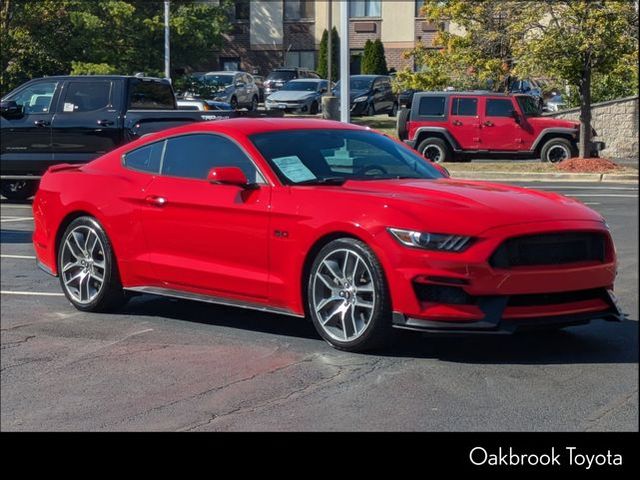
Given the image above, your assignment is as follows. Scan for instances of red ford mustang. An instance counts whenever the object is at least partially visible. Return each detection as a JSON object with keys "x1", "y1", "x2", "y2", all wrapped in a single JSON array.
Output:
[{"x1": 32, "y1": 118, "x2": 622, "y2": 352}]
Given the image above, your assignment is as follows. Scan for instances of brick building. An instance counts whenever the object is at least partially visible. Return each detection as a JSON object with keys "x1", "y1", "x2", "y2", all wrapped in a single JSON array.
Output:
[{"x1": 208, "y1": 1, "x2": 449, "y2": 76}]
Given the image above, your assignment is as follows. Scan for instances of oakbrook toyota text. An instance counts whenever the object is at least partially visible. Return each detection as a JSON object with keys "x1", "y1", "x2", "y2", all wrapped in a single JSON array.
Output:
[{"x1": 470, "y1": 446, "x2": 623, "y2": 469}]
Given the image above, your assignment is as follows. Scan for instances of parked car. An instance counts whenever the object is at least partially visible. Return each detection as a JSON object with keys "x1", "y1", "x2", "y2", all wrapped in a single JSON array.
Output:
[
  {"x1": 263, "y1": 68, "x2": 320, "y2": 96},
  {"x1": 193, "y1": 71, "x2": 260, "y2": 111},
  {"x1": 397, "y1": 91, "x2": 604, "y2": 163},
  {"x1": 398, "y1": 88, "x2": 417, "y2": 108},
  {"x1": 0, "y1": 75, "x2": 262, "y2": 200},
  {"x1": 177, "y1": 99, "x2": 233, "y2": 111},
  {"x1": 32, "y1": 118, "x2": 622, "y2": 352},
  {"x1": 264, "y1": 79, "x2": 330, "y2": 114},
  {"x1": 509, "y1": 78, "x2": 544, "y2": 110},
  {"x1": 544, "y1": 94, "x2": 566, "y2": 112},
  {"x1": 252, "y1": 75, "x2": 265, "y2": 103},
  {"x1": 332, "y1": 75, "x2": 398, "y2": 117}
]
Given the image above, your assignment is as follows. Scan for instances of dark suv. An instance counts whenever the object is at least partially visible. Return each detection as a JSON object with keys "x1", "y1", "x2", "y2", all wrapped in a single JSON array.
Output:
[
  {"x1": 264, "y1": 68, "x2": 320, "y2": 96},
  {"x1": 332, "y1": 75, "x2": 398, "y2": 117},
  {"x1": 397, "y1": 91, "x2": 604, "y2": 163}
]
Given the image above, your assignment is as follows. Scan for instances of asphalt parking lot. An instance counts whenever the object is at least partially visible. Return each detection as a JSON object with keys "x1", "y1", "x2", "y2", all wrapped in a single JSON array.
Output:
[{"x1": 1, "y1": 181, "x2": 637, "y2": 431}]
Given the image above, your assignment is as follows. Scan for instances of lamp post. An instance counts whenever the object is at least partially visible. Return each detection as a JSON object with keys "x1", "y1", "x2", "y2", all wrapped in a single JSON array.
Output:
[
  {"x1": 164, "y1": 0, "x2": 170, "y2": 81},
  {"x1": 339, "y1": 0, "x2": 350, "y2": 123}
]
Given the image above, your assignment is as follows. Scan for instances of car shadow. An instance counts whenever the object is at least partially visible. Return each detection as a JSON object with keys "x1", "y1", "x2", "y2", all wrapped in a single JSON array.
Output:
[
  {"x1": 0, "y1": 229, "x2": 33, "y2": 244},
  {"x1": 121, "y1": 294, "x2": 638, "y2": 365}
]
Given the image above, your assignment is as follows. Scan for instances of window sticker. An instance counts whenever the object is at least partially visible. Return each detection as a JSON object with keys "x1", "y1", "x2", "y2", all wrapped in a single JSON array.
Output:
[
  {"x1": 63, "y1": 102, "x2": 75, "y2": 112},
  {"x1": 272, "y1": 155, "x2": 316, "y2": 183}
]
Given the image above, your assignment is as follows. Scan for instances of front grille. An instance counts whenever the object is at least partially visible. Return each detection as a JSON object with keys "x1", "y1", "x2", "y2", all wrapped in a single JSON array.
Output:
[
  {"x1": 490, "y1": 232, "x2": 606, "y2": 268},
  {"x1": 507, "y1": 288, "x2": 607, "y2": 307}
]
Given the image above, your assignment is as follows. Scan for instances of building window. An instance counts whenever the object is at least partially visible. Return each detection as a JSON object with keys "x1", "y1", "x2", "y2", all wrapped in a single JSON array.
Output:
[
  {"x1": 234, "y1": 0, "x2": 249, "y2": 21},
  {"x1": 285, "y1": 51, "x2": 315, "y2": 70},
  {"x1": 284, "y1": 0, "x2": 315, "y2": 20},
  {"x1": 415, "y1": 0, "x2": 425, "y2": 17},
  {"x1": 349, "y1": 0, "x2": 381, "y2": 18}
]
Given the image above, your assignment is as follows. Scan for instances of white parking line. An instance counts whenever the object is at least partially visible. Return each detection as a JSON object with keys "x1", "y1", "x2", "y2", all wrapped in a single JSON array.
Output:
[
  {"x1": 568, "y1": 194, "x2": 638, "y2": 198},
  {"x1": 0, "y1": 216, "x2": 34, "y2": 223},
  {"x1": 535, "y1": 186, "x2": 638, "y2": 191},
  {"x1": 0, "y1": 204, "x2": 33, "y2": 209},
  {"x1": 0, "y1": 290, "x2": 64, "y2": 296},
  {"x1": 0, "y1": 254, "x2": 36, "y2": 259}
]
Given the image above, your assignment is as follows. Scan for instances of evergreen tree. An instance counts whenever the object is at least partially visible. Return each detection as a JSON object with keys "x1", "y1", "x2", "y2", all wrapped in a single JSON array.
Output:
[
  {"x1": 317, "y1": 27, "x2": 340, "y2": 82},
  {"x1": 361, "y1": 39, "x2": 374, "y2": 74},
  {"x1": 371, "y1": 39, "x2": 388, "y2": 75}
]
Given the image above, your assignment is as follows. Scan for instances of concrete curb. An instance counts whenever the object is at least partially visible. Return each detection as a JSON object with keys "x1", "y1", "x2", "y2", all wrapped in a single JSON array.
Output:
[{"x1": 447, "y1": 171, "x2": 639, "y2": 183}]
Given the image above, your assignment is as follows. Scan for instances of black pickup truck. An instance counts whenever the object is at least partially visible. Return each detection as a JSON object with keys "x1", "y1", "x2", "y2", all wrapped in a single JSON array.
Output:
[{"x1": 0, "y1": 75, "x2": 270, "y2": 200}]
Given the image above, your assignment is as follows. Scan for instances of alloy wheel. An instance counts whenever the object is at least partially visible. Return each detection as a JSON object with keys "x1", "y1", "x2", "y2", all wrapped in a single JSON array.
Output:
[
  {"x1": 547, "y1": 144, "x2": 570, "y2": 163},
  {"x1": 60, "y1": 225, "x2": 106, "y2": 304},
  {"x1": 311, "y1": 248, "x2": 376, "y2": 342},
  {"x1": 422, "y1": 144, "x2": 444, "y2": 163}
]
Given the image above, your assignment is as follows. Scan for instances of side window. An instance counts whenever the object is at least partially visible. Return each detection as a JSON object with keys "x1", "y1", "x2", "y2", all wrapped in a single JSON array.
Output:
[
  {"x1": 123, "y1": 141, "x2": 164, "y2": 174},
  {"x1": 62, "y1": 81, "x2": 111, "y2": 113},
  {"x1": 6, "y1": 81, "x2": 58, "y2": 114},
  {"x1": 418, "y1": 96, "x2": 446, "y2": 117},
  {"x1": 451, "y1": 97, "x2": 478, "y2": 116},
  {"x1": 486, "y1": 98, "x2": 515, "y2": 117},
  {"x1": 129, "y1": 80, "x2": 175, "y2": 110},
  {"x1": 161, "y1": 134, "x2": 262, "y2": 182}
]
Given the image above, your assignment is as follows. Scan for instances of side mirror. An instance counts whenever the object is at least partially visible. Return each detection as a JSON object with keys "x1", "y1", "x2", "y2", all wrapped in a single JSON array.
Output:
[
  {"x1": 0, "y1": 100, "x2": 22, "y2": 117},
  {"x1": 433, "y1": 163, "x2": 450, "y2": 178},
  {"x1": 208, "y1": 167, "x2": 251, "y2": 188}
]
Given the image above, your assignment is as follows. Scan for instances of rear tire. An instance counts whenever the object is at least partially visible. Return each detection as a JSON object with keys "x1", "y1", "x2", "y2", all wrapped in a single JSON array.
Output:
[
  {"x1": 250, "y1": 96, "x2": 258, "y2": 111},
  {"x1": 540, "y1": 137, "x2": 577, "y2": 163},
  {"x1": 417, "y1": 137, "x2": 452, "y2": 163},
  {"x1": 396, "y1": 108, "x2": 410, "y2": 141},
  {"x1": 307, "y1": 238, "x2": 392, "y2": 352},
  {"x1": 1, "y1": 180, "x2": 38, "y2": 201},
  {"x1": 58, "y1": 216, "x2": 127, "y2": 312}
]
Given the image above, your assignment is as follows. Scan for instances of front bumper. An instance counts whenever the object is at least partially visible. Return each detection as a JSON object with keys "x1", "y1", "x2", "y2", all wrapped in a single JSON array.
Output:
[{"x1": 378, "y1": 220, "x2": 620, "y2": 333}]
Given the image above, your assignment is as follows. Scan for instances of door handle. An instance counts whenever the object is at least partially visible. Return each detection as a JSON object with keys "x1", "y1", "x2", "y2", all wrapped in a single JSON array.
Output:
[
  {"x1": 452, "y1": 120, "x2": 463, "y2": 126},
  {"x1": 34, "y1": 120, "x2": 50, "y2": 127},
  {"x1": 483, "y1": 121, "x2": 494, "y2": 127},
  {"x1": 97, "y1": 119, "x2": 114, "y2": 126},
  {"x1": 145, "y1": 195, "x2": 167, "y2": 207}
]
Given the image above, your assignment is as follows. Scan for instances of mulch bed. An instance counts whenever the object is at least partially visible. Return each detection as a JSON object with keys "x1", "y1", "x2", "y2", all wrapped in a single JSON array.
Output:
[{"x1": 556, "y1": 157, "x2": 622, "y2": 173}]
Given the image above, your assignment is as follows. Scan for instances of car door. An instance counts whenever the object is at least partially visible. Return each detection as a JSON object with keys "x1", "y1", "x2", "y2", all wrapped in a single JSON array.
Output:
[
  {"x1": 0, "y1": 79, "x2": 59, "y2": 171},
  {"x1": 480, "y1": 97, "x2": 521, "y2": 151},
  {"x1": 380, "y1": 78, "x2": 394, "y2": 112},
  {"x1": 51, "y1": 79, "x2": 123, "y2": 164},
  {"x1": 448, "y1": 96, "x2": 481, "y2": 150},
  {"x1": 139, "y1": 133, "x2": 272, "y2": 301}
]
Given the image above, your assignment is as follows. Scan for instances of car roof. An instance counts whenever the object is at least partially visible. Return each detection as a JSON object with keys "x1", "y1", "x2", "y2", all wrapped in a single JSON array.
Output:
[
  {"x1": 288, "y1": 78, "x2": 324, "y2": 82},
  {"x1": 415, "y1": 90, "x2": 520, "y2": 97},
  {"x1": 136, "y1": 118, "x2": 365, "y2": 145},
  {"x1": 351, "y1": 75, "x2": 386, "y2": 79}
]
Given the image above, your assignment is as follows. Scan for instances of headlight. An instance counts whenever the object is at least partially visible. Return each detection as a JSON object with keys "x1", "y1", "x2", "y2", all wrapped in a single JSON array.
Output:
[
  {"x1": 353, "y1": 96, "x2": 368, "y2": 103},
  {"x1": 388, "y1": 228, "x2": 474, "y2": 252}
]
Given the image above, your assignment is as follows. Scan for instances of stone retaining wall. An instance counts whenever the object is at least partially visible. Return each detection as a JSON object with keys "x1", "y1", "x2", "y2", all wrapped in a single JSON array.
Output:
[{"x1": 545, "y1": 96, "x2": 639, "y2": 162}]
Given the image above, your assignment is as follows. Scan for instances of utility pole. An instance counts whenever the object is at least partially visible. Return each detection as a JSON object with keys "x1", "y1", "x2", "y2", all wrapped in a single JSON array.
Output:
[
  {"x1": 327, "y1": 0, "x2": 332, "y2": 84},
  {"x1": 164, "y1": 0, "x2": 170, "y2": 80},
  {"x1": 339, "y1": 0, "x2": 350, "y2": 123}
]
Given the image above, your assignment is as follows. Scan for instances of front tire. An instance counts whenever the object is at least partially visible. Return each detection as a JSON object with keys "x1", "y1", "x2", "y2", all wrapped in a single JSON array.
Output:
[
  {"x1": 388, "y1": 102, "x2": 398, "y2": 117},
  {"x1": 1, "y1": 180, "x2": 38, "y2": 201},
  {"x1": 540, "y1": 137, "x2": 576, "y2": 163},
  {"x1": 417, "y1": 137, "x2": 451, "y2": 163},
  {"x1": 307, "y1": 238, "x2": 392, "y2": 352},
  {"x1": 309, "y1": 101, "x2": 319, "y2": 115},
  {"x1": 366, "y1": 103, "x2": 376, "y2": 116},
  {"x1": 58, "y1": 216, "x2": 127, "y2": 312},
  {"x1": 250, "y1": 96, "x2": 258, "y2": 111}
]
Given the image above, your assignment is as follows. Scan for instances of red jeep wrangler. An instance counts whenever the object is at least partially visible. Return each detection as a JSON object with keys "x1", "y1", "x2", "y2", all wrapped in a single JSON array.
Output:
[{"x1": 397, "y1": 91, "x2": 604, "y2": 163}]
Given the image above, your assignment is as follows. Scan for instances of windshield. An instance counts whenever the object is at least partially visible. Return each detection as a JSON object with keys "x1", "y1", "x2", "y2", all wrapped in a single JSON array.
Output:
[
  {"x1": 267, "y1": 71, "x2": 296, "y2": 81},
  {"x1": 516, "y1": 96, "x2": 541, "y2": 116},
  {"x1": 199, "y1": 74, "x2": 234, "y2": 87},
  {"x1": 334, "y1": 78, "x2": 374, "y2": 91},
  {"x1": 280, "y1": 81, "x2": 320, "y2": 92},
  {"x1": 250, "y1": 129, "x2": 444, "y2": 185}
]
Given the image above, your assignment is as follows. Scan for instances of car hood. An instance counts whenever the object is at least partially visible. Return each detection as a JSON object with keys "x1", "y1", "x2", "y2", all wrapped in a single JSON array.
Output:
[
  {"x1": 337, "y1": 178, "x2": 604, "y2": 235},
  {"x1": 527, "y1": 116, "x2": 579, "y2": 130},
  {"x1": 267, "y1": 90, "x2": 316, "y2": 102}
]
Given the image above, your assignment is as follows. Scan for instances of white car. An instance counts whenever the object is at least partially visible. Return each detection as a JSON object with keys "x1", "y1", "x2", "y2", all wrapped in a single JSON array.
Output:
[{"x1": 265, "y1": 79, "x2": 330, "y2": 115}]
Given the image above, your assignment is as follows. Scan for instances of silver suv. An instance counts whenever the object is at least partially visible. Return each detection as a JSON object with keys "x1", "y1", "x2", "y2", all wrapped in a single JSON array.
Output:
[{"x1": 195, "y1": 71, "x2": 260, "y2": 110}]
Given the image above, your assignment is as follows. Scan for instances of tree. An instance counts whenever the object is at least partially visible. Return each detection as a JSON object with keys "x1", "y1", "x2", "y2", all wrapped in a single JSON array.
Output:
[
  {"x1": 317, "y1": 27, "x2": 340, "y2": 82},
  {"x1": 512, "y1": 0, "x2": 639, "y2": 157},
  {"x1": 371, "y1": 39, "x2": 388, "y2": 75},
  {"x1": 361, "y1": 39, "x2": 374, "y2": 74},
  {"x1": 1, "y1": 0, "x2": 231, "y2": 95}
]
